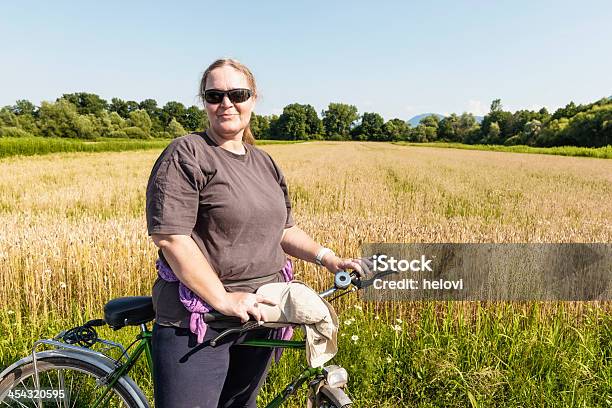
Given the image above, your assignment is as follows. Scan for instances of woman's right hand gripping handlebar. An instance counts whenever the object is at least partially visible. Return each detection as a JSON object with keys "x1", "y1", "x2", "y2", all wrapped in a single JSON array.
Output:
[{"x1": 151, "y1": 234, "x2": 277, "y2": 324}]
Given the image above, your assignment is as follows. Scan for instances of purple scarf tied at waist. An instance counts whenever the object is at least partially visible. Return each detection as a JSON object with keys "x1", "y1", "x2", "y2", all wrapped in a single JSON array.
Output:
[{"x1": 155, "y1": 258, "x2": 294, "y2": 362}]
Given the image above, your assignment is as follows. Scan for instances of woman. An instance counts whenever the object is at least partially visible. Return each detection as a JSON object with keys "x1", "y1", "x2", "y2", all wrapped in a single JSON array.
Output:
[{"x1": 145, "y1": 58, "x2": 362, "y2": 408}]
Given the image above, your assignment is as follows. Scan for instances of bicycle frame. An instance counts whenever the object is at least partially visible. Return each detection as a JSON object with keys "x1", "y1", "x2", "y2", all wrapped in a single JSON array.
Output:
[
  {"x1": 10, "y1": 271, "x2": 361, "y2": 407},
  {"x1": 27, "y1": 323, "x2": 324, "y2": 408}
]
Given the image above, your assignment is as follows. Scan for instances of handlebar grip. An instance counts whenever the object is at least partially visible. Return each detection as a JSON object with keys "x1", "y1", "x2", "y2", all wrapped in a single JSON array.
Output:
[{"x1": 203, "y1": 311, "x2": 243, "y2": 323}]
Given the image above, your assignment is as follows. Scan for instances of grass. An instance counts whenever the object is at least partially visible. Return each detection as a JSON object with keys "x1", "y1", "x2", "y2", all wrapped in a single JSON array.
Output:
[
  {"x1": 0, "y1": 141, "x2": 610, "y2": 407},
  {"x1": 393, "y1": 141, "x2": 612, "y2": 159},
  {"x1": 0, "y1": 136, "x2": 304, "y2": 159}
]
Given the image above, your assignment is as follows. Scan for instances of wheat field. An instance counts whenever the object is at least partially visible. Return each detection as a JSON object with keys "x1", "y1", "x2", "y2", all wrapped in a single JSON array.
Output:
[{"x1": 0, "y1": 141, "x2": 610, "y2": 407}]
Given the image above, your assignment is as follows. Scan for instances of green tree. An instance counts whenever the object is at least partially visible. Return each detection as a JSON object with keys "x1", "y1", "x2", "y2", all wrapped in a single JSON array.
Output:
[
  {"x1": 457, "y1": 113, "x2": 479, "y2": 142},
  {"x1": 382, "y1": 118, "x2": 410, "y2": 141},
  {"x1": 563, "y1": 105, "x2": 612, "y2": 147},
  {"x1": 322, "y1": 103, "x2": 359, "y2": 139},
  {"x1": 126, "y1": 101, "x2": 140, "y2": 115},
  {"x1": 352, "y1": 112, "x2": 384, "y2": 141},
  {"x1": 552, "y1": 101, "x2": 579, "y2": 120},
  {"x1": 183, "y1": 106, "x2": 206, "y2": 131},
  {"x1": 138, "y1": 99, "x2": 159, "y2": 116},
  {"x1": 16, "y1": 114, "x2": 39, "y2": 135},
  {"x1": 38, "y1": 99, "x2": 96, "y2": 139},
  {"x1": 109, "y1": 98, "x2": 129, "y2": 118},
  {"x1": 129, "y1": 109, "x2": 152, "y2": 135},
  {"x1": 537, "y1": 118, "x2": 569, "y2": 146},
  {"x1": 480, "y1": 99, "x2": 512, "y2": 143},
  {"x1": 486, "y1": 122, "x2": 501, "y2": 143},
  {"x1": 160, "y1": 101, "x2": 187, "y2": 128},
  {"x1": 408, "y1": 125, "x2": 428, "y2": 142},
  {"x1": 437, "y1": 114, "x2": 460, "y2": 141},
  {"x1": 267, "y1": 115, "x2": 282, "y2": 139},
  {"x1": 87, "y1": 111, "x2": 113, "y2": 138},
  {"x1": 60, "y1": 92, "x2": 108, "y2": 115},
  {"x1": 109, "y1": 111, "x2": 127, "y2": 130},
  {"x1": 12, "y1": 100, "x2": 37, "y2": 116},
  {"x1": 490, "y1": 98, "x2": 503, "y2": 113},
  {"x1": 276, "y1": 104, "x2": 309, "y2": 140},
  {"x1": 250, "y1": 114, "x2": 271, "y2": 139},
  {"x1": 139, "y1": 99, "x2": 163, "y2": 132},
  {"x1": 522, "y1": 120, "x2": 542, "y2": 145},
  {"x1": 419, "y1": 114, "x2": 441, "y2": 128},
  {"x1": 168, "y1": 117, "x2": 187, "y2": 138},
  {"x1": 417, "y1": 115, "x2": 440, "y2": 141},
  {"x1": 303, "y1": 104, "x2": 323, "y2": 136},
  {"x1": 0, "y1": 107, "x2": 18, "y2": 127}
]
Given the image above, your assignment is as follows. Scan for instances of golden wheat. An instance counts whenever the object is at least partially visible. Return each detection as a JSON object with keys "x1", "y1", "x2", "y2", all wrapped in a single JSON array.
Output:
[{"x1": 0, "y1": 142, "x2": 610, "y2": 325}]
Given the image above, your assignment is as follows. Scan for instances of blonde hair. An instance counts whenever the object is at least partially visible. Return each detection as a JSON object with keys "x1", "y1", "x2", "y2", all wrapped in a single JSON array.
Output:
[{"x1": 200, "y1": 58, "x2": 258, "y2": 145}]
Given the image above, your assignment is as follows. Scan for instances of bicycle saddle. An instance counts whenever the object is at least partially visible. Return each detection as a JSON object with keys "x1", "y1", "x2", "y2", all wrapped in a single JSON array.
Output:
[{"x1": 104, "y1": 296, "x2": 155, "y2": 330}]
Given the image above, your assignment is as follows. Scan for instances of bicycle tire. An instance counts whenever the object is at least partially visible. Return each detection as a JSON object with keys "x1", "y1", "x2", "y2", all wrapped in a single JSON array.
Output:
[{"x1": 0, "y1": 355, "x2": 141, "y2": 407}]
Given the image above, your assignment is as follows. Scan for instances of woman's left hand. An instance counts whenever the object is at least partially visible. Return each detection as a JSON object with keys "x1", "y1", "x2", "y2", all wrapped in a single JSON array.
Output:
[
  {"x1": 322, "y1": 255, "x2": 375, "y2": 279},
  {"x1": 321, "y1": 255, "x2": 361, "y2": 274}
]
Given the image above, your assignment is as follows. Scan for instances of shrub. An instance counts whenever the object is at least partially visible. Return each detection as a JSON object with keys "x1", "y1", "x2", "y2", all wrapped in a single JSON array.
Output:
[
  {"x1": 167, "y1": 117, "x2": 186, "y2": 138},
  {"x1": 108, "y1": 130, "x2": 128, "y2": 138},
  {"x1": 0, "y1": 127, "x2": 34, "y2": 138},
  {"x1": 123, "y1": 126, "x2": 149, "y2": 139},
  {"x1": 504, "y1": 135, "x2": 523, "y2": 146},
  {"x1": 153, "y1": 131, "x2": 172, "y2": 139}
]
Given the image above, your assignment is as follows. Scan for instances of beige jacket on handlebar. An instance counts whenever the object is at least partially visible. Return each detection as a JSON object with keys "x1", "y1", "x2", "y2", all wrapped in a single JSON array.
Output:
[{"x1": 256, "y1": 280, "x2": 338, "y2": 368}]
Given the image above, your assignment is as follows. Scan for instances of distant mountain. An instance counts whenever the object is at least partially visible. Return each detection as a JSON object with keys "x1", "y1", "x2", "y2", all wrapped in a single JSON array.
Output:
[
  {"x1": 408, "y1": 113, "x2": 484, "y2": 127},
  {"x1": 408, "y1": 113, "x2": 444, "y2": 127}
]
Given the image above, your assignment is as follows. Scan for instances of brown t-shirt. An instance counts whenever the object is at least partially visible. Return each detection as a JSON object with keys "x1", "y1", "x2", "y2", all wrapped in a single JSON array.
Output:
[{"x1": 145, "y1": 132, "x2": 294, "y2": 327}]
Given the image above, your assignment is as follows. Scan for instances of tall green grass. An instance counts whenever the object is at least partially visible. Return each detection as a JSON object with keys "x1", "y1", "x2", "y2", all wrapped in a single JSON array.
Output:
[
  {"x1": 0, "y1": 137, "x2": 304, "y2": 159},
  {"x1": 393, "y1": 142, "x2": 612, "y2": 159},
  {"x1": 1, "y1": 302, "x2": 609, "y2": 407}
]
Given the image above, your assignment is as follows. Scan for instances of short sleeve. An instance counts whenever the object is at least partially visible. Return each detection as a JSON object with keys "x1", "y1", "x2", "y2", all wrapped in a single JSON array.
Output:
[
  {"x1": 146, "y1": 143, "x2": 204, "y2": 236},
  {"x1": 266, "y1": 153, "x2": 295, "y2": 229}
]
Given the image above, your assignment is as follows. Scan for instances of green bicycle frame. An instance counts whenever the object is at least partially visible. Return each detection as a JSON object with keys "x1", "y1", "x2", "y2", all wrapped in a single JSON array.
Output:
[{"x1": 91, "y1": 324, "x2": 323, "y2": 408}]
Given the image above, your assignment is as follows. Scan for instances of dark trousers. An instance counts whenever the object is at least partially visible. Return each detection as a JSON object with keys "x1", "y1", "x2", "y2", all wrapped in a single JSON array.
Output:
[{"x1": 152, "y1": 322, "x2": 276, "y2": 408}]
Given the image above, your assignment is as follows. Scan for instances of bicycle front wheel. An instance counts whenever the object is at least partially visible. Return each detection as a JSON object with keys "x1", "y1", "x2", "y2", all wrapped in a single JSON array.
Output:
[{"x1": 0, "y1": 355, "x2": 142, "y2": 407}]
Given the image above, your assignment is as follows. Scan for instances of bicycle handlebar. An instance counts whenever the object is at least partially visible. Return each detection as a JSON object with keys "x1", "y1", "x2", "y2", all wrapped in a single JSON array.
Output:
[{"x1": 204, "y1": 270, "x2": 364, "y2": 324}]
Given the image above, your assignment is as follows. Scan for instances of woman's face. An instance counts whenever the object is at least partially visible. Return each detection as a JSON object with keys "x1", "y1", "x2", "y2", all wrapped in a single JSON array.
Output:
[{"x1": 204, "y1": 65, "x2": 256, "y2": 141}]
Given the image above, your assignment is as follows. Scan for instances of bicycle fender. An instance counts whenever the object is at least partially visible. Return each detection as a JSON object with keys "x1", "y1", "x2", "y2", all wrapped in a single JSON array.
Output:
[
  {"x1": 319, "y1": 384, "x2": 352, "y2": 407},
  {"x1": 0, "y1": 349, "x2": 150, "y2": 408}
]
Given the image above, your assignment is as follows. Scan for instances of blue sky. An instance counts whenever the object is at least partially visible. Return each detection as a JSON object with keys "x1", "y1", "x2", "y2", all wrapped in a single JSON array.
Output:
[{"x1": 2, "y1": 1, "x2": 611, "y2": 120}]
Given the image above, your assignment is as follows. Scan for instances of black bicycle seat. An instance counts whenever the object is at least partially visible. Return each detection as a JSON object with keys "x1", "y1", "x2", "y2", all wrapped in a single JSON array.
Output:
[{"x1": 104, "y1": 296, "x2": 155, "y2": 330}]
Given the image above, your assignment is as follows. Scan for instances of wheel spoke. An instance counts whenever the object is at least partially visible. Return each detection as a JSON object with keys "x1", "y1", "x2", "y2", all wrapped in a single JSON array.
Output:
[
  {"x1": 58, "y1": 369, "x2": 69, "y2": 408},
  {"x1": 68, "y1": 375, "x2": 76, "y2": 408},
  {"x1": 1, "y1": 358, "x2": 135, "y2": 408}
]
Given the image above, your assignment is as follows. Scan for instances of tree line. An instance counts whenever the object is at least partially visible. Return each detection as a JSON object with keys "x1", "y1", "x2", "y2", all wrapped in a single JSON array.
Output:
[{"x1": 1, "y1": 93, "x2": 610, "y2": 147}]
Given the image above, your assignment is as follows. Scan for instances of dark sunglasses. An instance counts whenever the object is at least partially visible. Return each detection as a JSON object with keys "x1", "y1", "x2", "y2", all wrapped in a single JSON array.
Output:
[{"x1": 203, "y1": 88, "x2": 252, "y2": 104}]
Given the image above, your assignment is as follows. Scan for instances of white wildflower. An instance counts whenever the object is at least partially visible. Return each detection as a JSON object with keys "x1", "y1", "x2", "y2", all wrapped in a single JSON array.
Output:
[
  {"x1": 344, "y1": 319, "x2": 352, "y2": 326},
  {"x1": 59, "y1": 282, "x2": 67, "y2": 289},
  {"x1": 392, "y1": 324, "x2": 402, "y2": 332},
  {"x1": 395, "y1": 318, "x2": 403, "y2": 324},
  {"x1": 351, "y1": 335, "x2": 359, "y2": 342},
  {"x1": 386, "y1": 356, "x2": 392, "y2": 363},
  {"x1": 353, "y1": 305, "x2": 362, "y2": 311},
  {"x1": 374, "y1": 315, "x2": 380, "y2": 320}
]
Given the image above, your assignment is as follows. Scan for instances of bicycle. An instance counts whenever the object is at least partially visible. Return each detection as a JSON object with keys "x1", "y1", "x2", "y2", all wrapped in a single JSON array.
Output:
[{"x1": 0, "y1": 269, "x2": 372, "y2": 408}]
